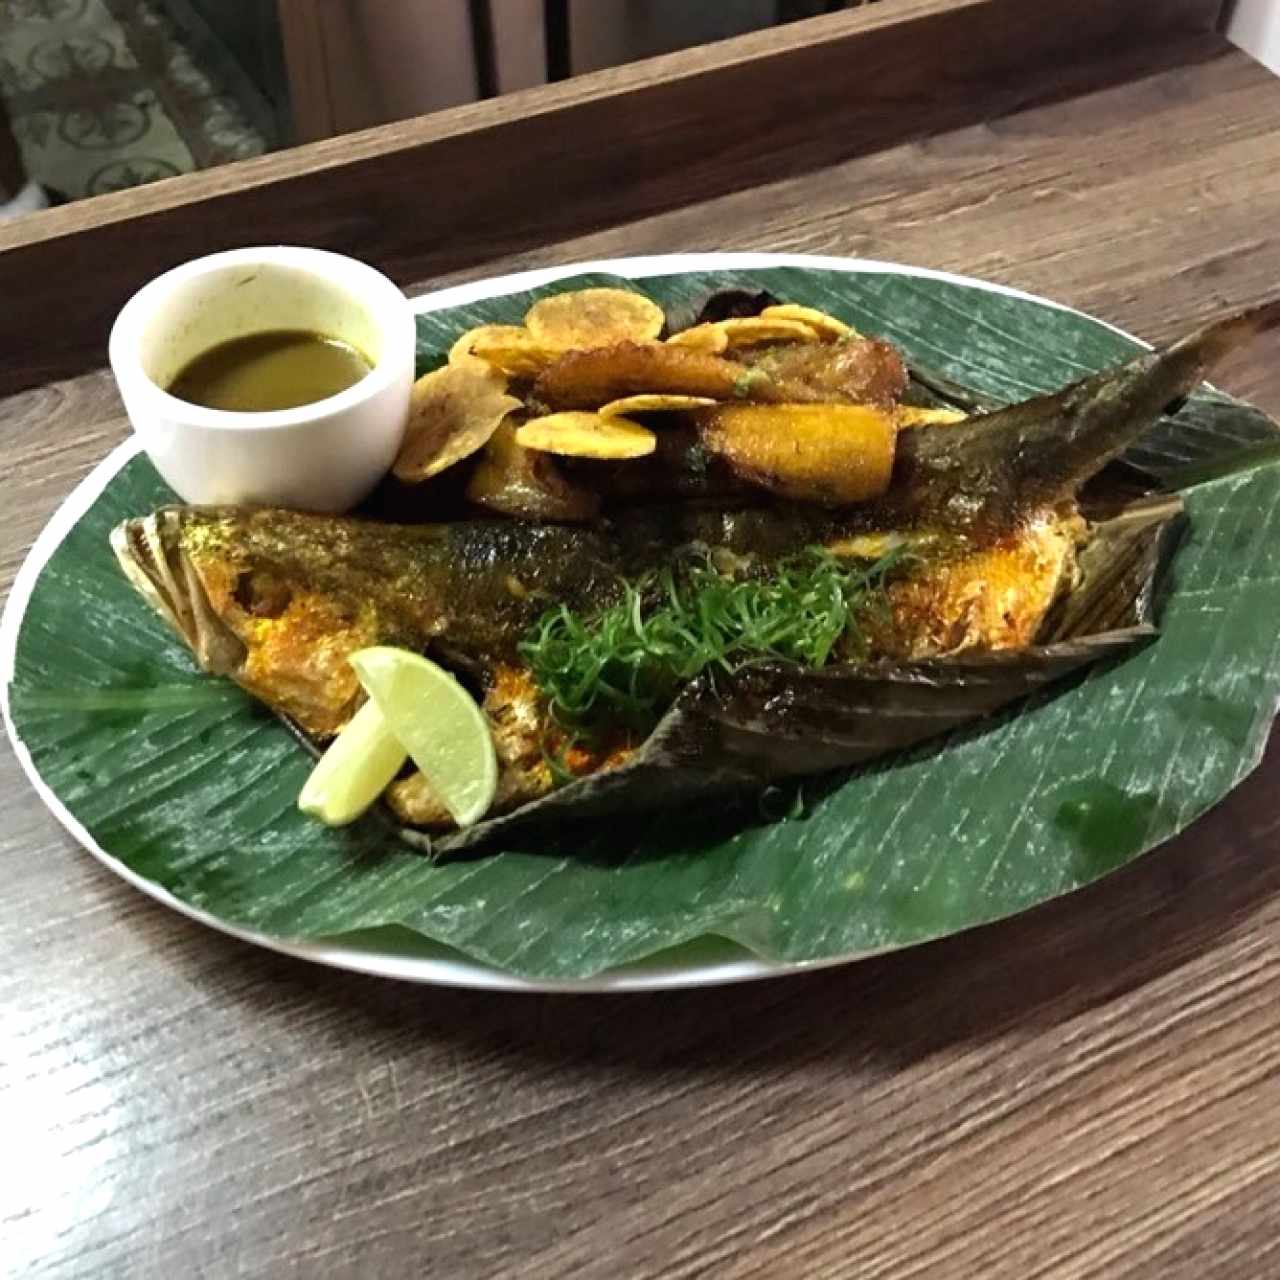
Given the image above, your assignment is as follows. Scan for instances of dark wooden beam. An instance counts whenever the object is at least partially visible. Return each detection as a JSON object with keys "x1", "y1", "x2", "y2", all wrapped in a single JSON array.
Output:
[
  {"x1": 469, "y1": 0, "x2": 499, "y2": 100},
  {"x1": 0, "y1": 0, "x2": 1222, "y2": 394},
  {"x1": 544, "y1": 0, "x2": 571, "y2": 81}
]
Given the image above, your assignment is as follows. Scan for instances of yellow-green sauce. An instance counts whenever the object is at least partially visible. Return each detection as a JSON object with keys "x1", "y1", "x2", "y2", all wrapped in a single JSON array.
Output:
[{"x1": 167, "y1": 330, "x2": 372, "y2": 412}]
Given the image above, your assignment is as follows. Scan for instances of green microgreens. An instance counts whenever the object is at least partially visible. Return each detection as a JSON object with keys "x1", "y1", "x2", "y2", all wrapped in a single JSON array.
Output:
[
  {"x1": 519, "y1": 546, "x2": 903, "y2": 735},
  {"x1": 732, "y1": 368, "x2": 771, "y2": 399}
]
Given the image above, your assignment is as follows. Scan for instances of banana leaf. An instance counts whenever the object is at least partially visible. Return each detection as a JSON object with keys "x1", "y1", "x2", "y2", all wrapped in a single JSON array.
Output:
[{"x1": 7, "y1": 264, "x2": 1280, "y2": 980}]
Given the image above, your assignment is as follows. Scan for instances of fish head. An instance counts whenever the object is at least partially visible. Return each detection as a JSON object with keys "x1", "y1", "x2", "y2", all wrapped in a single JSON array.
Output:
[{"x1": 110, "y1": 507, "x2": 382, "y2": 736}]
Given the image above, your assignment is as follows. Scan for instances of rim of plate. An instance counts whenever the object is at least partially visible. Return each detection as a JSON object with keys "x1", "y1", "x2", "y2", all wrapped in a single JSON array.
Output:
[{"x1": 0, "y1": 251, "x2": 1152, "y2": 993}]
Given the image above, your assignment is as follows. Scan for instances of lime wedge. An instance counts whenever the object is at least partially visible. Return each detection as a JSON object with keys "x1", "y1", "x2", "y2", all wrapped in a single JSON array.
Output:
[
  {"x1": 298, "y1": 698, "x2": 407, "y2": 826},
  {"x1": 350, "y1": 646, "x2": 498, "y2": 828}
]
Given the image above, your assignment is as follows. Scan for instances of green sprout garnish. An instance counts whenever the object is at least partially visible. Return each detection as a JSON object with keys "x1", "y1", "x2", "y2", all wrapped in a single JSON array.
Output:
[
  {"x1": 732, "y1": 368, "x2": 771, "y2": 399},
  {"x1": 519, "y1": 546, "x2": 902, "y2": 734}
]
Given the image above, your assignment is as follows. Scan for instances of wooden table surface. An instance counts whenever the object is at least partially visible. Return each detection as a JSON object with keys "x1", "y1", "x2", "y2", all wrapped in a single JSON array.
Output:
[{"x1": 5, "y1": 19, "x2": 1280, "y2": 1280}]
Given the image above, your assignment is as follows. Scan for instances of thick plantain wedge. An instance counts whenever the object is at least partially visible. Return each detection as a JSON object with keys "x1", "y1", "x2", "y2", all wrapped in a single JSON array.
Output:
[
  {"x1": 533, "y1": 340, "x2": 752, "y2": 410},
  {"x1": 693, "y1": 403, "x2": 898, "y2": 506}
]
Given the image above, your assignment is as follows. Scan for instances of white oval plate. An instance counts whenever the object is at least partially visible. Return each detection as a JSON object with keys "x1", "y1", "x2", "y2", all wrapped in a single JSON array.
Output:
[{"x1": 1, "y1": 252, "x2": 1141, "y2": 992}]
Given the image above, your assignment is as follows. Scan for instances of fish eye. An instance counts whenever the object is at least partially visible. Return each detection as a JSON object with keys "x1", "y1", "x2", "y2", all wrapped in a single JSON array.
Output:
[{"x1": 232, "y1": 570, "x2": 292, "y2": 619}]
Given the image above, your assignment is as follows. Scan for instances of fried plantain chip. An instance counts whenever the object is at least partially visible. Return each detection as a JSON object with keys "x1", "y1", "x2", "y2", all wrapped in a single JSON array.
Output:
[
  {"x1": 895, "y1": 405, "x2": 969, "y2": 427},
  {"x1": 760, "y1": 303, "x2": 856, "y2": 340},
  {"x1": 598, "y1": 393, "x2": 718, "y2": 418},
  {"x1": 666, "y1": 323, "x2": 729, "y2": 354},
  {"x1": 466, "y1": 419, "x2": 600, "y2": 522},
  {"x1": 392, "y1": 358, "x2": 523, "y2": 482},
  {"x1": 449, "y1": 324, "x2": 531, "y2": 365},
  {"x1": 533, "y1": 341, "x2": 754, "y2": 410},
  {"x1": 694, "y1": 403, "x2": 896, "y2": 505},
  {"x1": 467, "y1": 330, "x2": 563, "y2": 378},
  {"x1": 525, "y1": 287, "x2": 665, "y2": 349},
  {"x1": 716, "y1": 316, "x2": 821, "y2": 347},
  {"x1": 517, "y1": 411, "x2": 657, "y2": 459}
]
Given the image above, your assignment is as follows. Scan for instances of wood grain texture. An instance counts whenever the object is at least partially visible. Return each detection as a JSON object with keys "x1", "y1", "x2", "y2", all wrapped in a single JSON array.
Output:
[
  {"x1": 5, "y1": 29, "x2": 1280, "y2": 1280},
  {"x1": 0, "y1": 0, "x2": 1221, "y2": 393},
  {"x1": 275, "y1": 0, "x2": 336, "y2": 143}
]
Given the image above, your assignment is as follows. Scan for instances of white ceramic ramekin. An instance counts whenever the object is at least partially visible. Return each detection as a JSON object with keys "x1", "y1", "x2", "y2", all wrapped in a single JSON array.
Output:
[{"x1": 109, "y1": 246, "x2": 415, "y2": 512}]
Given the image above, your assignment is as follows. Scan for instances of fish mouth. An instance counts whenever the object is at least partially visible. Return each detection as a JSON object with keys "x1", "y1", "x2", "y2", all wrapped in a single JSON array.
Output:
[{"x1": 110, "y1": 510, "x2": 247, "y2": 676}]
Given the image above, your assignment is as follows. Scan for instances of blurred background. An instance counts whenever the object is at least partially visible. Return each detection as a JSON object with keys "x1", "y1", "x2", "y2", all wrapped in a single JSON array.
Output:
[
  {"x1": 0, "y1": 1, "x2": 874, "y2": 209},
  {"x1": 1, "y1": 1, "x2": 1273, "y2": 214}
]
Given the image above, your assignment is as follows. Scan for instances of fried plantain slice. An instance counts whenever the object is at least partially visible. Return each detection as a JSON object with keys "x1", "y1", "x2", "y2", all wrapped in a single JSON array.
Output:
[
  {"x1": 694, "y1": 403, "x2": 897, "y2": 506},
  {"x1": 467, "y1": 330, "x2": 563, "y2": 378},
  {"x1": 598, "y1": 393, "x2": 717, "y2": 417},
  {"x1": 525, "y1": 288, "x2": 665, "y2": 349},
  {"x1": 449, "y1": 324, "x2": 531, "y2": 365},
  {"x1": 516, "y1": 411, "x2": 657, "y2": 459},
  {"x1": 760, "y1": 303, "x2": 856, "y2": 340},
  {"x1": 716, "y1": 316, "x2": 821, "y2": 347},
  {"x1": 666, "y1": 323, "x2": 729, "y2": 354},
  {"x1": 393, "y1": 358, "x2": 523, "y2": 482}
]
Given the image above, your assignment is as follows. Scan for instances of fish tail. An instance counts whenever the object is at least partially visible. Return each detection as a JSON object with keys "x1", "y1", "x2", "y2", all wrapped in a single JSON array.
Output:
[{"x1": 893, "y1": 296, "x2": 1280, "y2": 531}]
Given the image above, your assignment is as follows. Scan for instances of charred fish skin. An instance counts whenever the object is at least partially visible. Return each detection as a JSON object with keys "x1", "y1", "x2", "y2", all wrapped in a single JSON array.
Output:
[{"x1": 890, "y1": 298, "x2": 1280, "y2": 535}]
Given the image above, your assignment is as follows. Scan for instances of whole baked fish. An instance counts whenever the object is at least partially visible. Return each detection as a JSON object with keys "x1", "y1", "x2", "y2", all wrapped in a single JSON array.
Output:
[{"x1": 111, "y1": 301, "x2": 1278, "y2": 850}]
